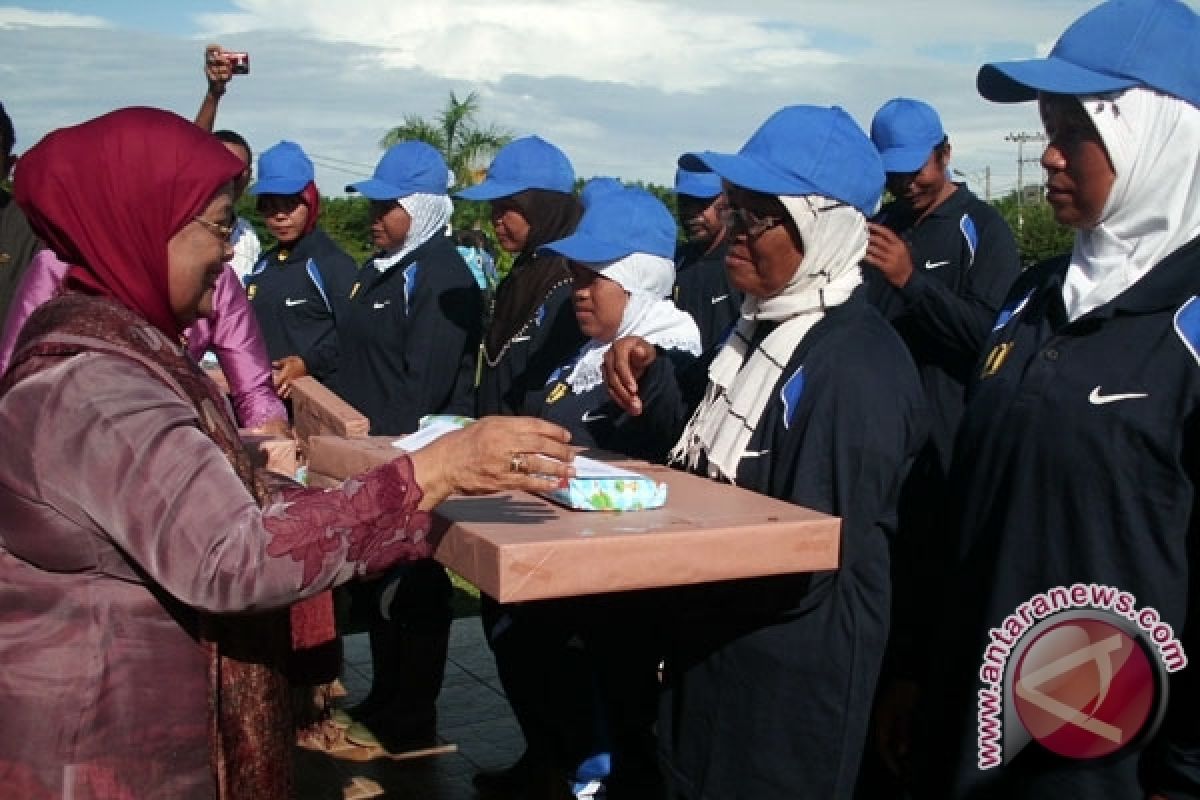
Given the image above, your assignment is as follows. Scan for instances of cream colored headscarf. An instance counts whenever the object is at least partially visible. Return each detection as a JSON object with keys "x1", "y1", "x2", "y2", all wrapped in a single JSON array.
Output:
[
  {"x1": 670, "y1": 195, "x2": 868, "y2": 483},
  {"x1": 1062, "y1": 87, "x2": 1200, "y2": 321}
]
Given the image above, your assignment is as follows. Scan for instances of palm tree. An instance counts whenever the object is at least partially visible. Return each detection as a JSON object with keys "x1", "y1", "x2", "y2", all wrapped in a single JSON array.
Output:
[{"x1": 380, "y1": 91, "x2": 513, "y2": 191}]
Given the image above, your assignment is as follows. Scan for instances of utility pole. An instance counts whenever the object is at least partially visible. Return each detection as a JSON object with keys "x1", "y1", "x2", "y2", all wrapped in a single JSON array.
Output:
[
  {"x1": 1006, "y1": 132, "x2": 1047, "y2": 228},
  {"x1": 953, "y1": 166, "x2": 992, "y2": 202}
]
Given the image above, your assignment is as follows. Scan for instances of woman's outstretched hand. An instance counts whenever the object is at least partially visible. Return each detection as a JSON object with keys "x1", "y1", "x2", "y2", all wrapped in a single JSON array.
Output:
[
  {"x1": 407, "y1": 416, "x2": 575, "y2": 511},
  {"x1": 603, "y1": 336, "x2": 658, "y2": 416}
]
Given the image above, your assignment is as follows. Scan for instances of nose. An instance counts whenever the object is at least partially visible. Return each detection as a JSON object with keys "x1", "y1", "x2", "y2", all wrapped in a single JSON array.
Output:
[{"x1": 1041, "y1": 142, "x2": 1065, "y2": 171}]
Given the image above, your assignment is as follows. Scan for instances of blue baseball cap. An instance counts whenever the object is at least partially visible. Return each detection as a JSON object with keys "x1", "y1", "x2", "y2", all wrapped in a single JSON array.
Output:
[
  {"x1": 456, "y1": 135, "x2": 575, "y2": 200},
  {"x1": 679, "y1": 105, "x2": 884, "y2": 215},
  {"x1": 870, "y1": 98, "x2": 946, "y2": 174},
  {"x1": 674, "y1": 165, "x2": 722, "y2": 199},
  {"x1": 539, "y1": 185, "x2": 676, "y2": 263},
  {"x1": 346, "y1": 141, "x2": 449, "y2": 199},
  {"x1": 580, "y1": 176, "x2": 624, "y2": 208},
  {"x1": 978, "y1": 0, "x2": 1200, "y2": 107},
  {"x1": 248, "y1": 140, "x2": 313, "y2": 195}
]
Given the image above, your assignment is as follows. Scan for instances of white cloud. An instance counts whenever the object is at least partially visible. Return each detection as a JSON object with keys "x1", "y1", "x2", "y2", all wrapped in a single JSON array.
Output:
[
  {"x1": 7, "y1": 0, "x2": 1198, "y2": 194},
  {"x1": 0, "y1": 5, "x2": 110, "y2": 29},
  {"x1": 194, "y1": 0, "x2": 846, "y2": 92}
]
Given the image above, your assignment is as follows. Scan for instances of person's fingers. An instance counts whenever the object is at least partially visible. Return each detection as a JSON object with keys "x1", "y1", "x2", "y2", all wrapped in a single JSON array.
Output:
[
  {"x1": 508, "y1": 472, "x2": 570, "y2": 494},
  {"x1": 517, "y1": 453, "x2": 574, "y2": 481},
  {"x1": 603, "y1": 353, "x2": 637, "y2": 413},
  {"x1": 502, "y1": 416, "x2": 572, "y2": 444}
]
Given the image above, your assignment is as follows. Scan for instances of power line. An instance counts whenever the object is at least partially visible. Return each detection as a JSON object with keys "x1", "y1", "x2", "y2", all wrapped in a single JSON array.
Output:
[
  {"x1": 307, "y1": 152, "x2": 378, "y2": 170},
  {"x1": 308, "y1": 155, "x2": 372, "y2": 178}
]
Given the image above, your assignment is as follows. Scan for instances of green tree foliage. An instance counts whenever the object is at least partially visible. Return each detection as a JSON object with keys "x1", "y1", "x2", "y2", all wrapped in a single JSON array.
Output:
[
  {"x1": 380, "y1": 91, "x2": 513, "y2": 192},
  {"x1": 993, "y1": 193, "x2": 1075, "y2": 268}
]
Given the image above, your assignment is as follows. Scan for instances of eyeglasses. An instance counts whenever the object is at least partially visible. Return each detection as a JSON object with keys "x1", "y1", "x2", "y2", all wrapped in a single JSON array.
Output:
[
  {"x1": 725, "y1": 206, "x2": 785, "y2": 238},
  {"x1": 193, "y1": 215, "x2": 236, "y2": 243}
]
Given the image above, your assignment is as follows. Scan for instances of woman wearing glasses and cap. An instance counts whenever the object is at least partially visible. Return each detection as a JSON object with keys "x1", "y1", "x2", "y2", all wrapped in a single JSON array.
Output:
[
  {"x1": 0, "y1": 107, "x2": 574, "y2": 800},
  {"x1": 884, "y1": 1, "x2": 1200, "y2": 797},
  {"x1": 604, "y1": 105, "x2": 925, "y2": 798}
]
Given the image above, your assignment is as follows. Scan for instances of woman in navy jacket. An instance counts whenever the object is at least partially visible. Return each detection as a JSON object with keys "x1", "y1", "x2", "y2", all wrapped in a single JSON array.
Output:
[
  {"x1": 457, "y1": 136, "x2": 585, "y2": 417},
  {"x1": 604, "y1": 106, "x2": 926, "y2": 799},
  {"x1": 505, "y1": 183, "x2": 701, "y2": 799},
  {"x1": 244, "y1": 140, "x2": 357, "y2": 394},
  {"x1": 890, "y1": 2, "x2": 1200, "y2": 798},
  {"x1": 328, "y1": 142, "x2": 482, "y2": 755}
]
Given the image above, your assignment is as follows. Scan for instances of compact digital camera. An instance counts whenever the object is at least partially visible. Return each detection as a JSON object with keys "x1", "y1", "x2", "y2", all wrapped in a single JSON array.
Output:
[{"x1": 225, "y1": 51, "x2": 250, "y2": 75}]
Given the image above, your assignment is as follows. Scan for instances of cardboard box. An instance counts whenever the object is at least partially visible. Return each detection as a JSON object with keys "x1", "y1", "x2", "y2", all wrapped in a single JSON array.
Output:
[
  {"x1": 306, "y1": 436, "x2": 841, "y2": 602},
  {"x1": 290, "y1": 377, "x2": 370, "y2": 444},
  {"x1": 241, "y1": 431, "x2": 299, "y2": 478},
  {"x1": 307, "y1": 435, "x2": 400, "y2": 479}
]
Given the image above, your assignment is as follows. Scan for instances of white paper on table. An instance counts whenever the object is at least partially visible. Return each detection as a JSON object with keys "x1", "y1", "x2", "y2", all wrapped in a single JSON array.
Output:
[
  {"x1": 570, "y1": 455, "x2": 647, "y2": 479},
  {"x1": 392, "y1": 419, "x2": 463, "y2": 451}
]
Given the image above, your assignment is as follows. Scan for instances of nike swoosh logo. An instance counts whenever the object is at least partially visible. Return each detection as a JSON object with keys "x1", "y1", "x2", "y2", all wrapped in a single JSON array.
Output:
[
  {"x1": 373, "y1": 301, "x2": 390, "y2": 309},
  {"x1": 511, "y1": 335, "x2": 532, "y2": 344},
  {"x1": 741, "y1": 449, "x2": 771, "y2": 458},
  {"x1": 1088, "y1": 386, "x2": 1149, "y2": 405},
  {"x1": 924, "y1": 260, "x2": 950, "y2": 270},
  {"x1": 711, "y1": 294, "x2": 729, "y2": 305},
  {"x1": 581, "y1": 411, "x2": 608, "y2": 423},
  {"x1": 284, "y1": 298, "x2": 306, "y2": 307}
]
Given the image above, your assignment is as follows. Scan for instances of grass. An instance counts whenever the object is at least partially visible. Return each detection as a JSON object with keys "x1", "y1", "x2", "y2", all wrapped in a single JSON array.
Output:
[{"x1": 449, "y1": 571, "x2": 482, "y2": 619}]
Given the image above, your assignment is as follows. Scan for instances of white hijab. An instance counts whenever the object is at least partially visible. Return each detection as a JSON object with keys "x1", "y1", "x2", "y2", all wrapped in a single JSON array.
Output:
[
  {"x1": 1062, "y1": 87, "x2": 1200, "y2": 321},
  {"x1": 670, "y1": 195, "x2": 867, "y2": 483},
  {"x1": 370, "y1": 192, "x2": 454, "y2": 271},
  {"x1": 566, "y1": 252, "x2": 701, "y2": 393}
]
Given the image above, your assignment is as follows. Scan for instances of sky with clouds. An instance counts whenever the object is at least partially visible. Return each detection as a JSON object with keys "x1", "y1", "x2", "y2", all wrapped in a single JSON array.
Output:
[{"x1": 3, "y1": 1, "x2": 1194, "y2": 199}]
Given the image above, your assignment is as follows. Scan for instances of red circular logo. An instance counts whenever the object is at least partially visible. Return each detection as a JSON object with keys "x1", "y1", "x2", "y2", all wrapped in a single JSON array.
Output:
[{"x1": 1012, "y1": 617, "x2": 1155, "y2": 759}]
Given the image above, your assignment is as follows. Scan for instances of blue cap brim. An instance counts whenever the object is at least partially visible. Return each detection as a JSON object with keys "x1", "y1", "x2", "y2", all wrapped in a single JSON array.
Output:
[
  {"x1": 978, "y1": 57, "x2": 1139, "y2": 103},
  {"x1": 456, "y1": 179, "x2": 526, "y2": 201},
  {"x1": 346, "y1": 178, "x2": 410, "y2": 200},
  {"x1": 248, "y1": 177, "x2": 309, "y2": 196},
  {"x1": 879, "y1": 144, "x2": 937, "y2": 174},
  {"x1": 679, "y1": 151, "x2": 820, "y2": 197},
  {"x1": 674, "y1": 168, "x2": 722, "y2": 199},
  {"x1": 539, "y1": 232, "x2": 631, "y2": 264}
]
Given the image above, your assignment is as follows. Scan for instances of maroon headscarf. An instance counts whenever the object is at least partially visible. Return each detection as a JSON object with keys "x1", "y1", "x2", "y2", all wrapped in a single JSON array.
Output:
[
  {"x1": 13, "y1": 107, "x2": 244, "y2": 339},
  {"x1": 299, "y1": 182, "x2": 321, "y2": 237}
]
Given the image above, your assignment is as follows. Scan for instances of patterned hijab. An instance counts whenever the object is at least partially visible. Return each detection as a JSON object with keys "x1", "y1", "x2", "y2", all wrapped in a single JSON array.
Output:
[{"x1": 13, "y1": 107, "x2": 243, "y2": 339}]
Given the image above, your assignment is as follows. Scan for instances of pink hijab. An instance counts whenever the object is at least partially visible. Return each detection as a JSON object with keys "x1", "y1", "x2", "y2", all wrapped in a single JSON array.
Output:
[{"x1": 13, "y1": 106, "x2": 244, "y2": 338}]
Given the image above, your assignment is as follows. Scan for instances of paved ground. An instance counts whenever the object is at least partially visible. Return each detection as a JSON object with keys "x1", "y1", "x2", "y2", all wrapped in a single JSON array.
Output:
[{"x1": 295, "y1": 617, "x2": 524, "y2": 799}]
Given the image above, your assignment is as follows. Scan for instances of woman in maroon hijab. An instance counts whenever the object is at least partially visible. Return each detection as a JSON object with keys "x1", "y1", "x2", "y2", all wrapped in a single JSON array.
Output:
[{"x1": 0, "y1": 107, "x2": 573, "y2": 800}]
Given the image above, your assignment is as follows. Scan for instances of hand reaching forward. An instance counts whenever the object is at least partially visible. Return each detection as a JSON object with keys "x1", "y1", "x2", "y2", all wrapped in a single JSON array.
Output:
[
  {"x1": 602, "y1": 336, "x2": 658, "y2": 416},
  {"x1": 272, "y1": 356, "x2": 308, "y2": 399},
  {"x1": 407, "y1": 416, "x2": 575, "y2": 511}
]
